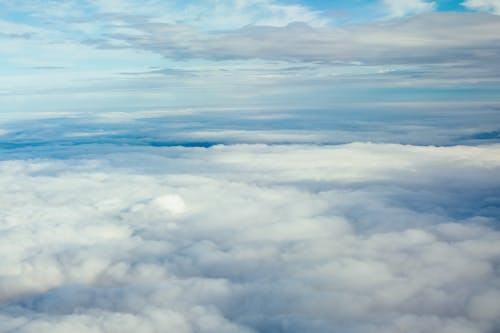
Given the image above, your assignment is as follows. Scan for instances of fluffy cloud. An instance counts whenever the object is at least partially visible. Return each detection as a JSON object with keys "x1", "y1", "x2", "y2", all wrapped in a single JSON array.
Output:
[
  {"x1": 462, "y1": 0, "x2": 500, "y2": 14},
  {"x1": 0, "y1": 143, "x2": 499, "y2": 332}
]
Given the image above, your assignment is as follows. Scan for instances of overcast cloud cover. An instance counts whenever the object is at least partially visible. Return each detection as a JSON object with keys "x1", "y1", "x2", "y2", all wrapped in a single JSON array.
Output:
[{"x1": 1, "y1": 0, "x2": 500, "y2": 332}]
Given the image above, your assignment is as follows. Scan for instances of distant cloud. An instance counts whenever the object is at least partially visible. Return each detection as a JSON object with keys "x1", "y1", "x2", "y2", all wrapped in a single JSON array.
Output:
[
  {"x1": 462, "y1": 0, "x2": 500, "y2": 14},
  {"x1": 4, "y1": 0, "x2": 329, "y2": 30},
  {"x1": 382, "y1": 0, "x2": 436, "y2": 17},
  {"x1": 100, "y1": 13, "x2": 500, "y2": 67},
  {"x1": 1, "y1": 3, "x2": 499, "y2": 114}
]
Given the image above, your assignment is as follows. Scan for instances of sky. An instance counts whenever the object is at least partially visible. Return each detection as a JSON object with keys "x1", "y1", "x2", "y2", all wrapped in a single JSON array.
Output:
[
  {"x1": 1, "y1": 1, "x2": 500, "y2": 333},
  {"x1": 1, "y1": 0, "x2": 500, "y2": 116},
  {"x1": 1, "y1": 0, "x2": 500, "y2": 146}
]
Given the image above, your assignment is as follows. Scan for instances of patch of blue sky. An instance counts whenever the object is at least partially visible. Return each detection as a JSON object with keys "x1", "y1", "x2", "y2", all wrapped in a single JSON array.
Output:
[
  {"x1": 436, "y1": 0, "x2": 468, "y2": 11},
  {"x1": 285, "y1": 0, "x2": 467, "y2": 12}
]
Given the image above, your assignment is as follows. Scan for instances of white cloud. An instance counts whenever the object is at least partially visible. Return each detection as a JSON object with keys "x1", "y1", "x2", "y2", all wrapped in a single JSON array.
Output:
[
  {"x1": 150, "y1": 194, "x2": 188, "y2": 215},
  {"x1": 0, "y1": 143, "x2": 499, "y2": 332},
  {"x1": 462, "y1": 0, "x2": 500, "y2": 14},
  {"x1": 383, "y1": 0, "x2": 437, "y2": 17}
]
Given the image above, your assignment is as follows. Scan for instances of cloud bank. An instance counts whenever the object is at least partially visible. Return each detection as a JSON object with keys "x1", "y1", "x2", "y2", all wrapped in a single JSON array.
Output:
[{"x1": 1, "y1": 143, "x2": 499, "y2": 333}]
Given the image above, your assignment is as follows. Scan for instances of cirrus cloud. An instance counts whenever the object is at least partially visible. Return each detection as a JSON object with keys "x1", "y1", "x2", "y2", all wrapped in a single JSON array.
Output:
[{"x1": 383, "y1": 0, "x2": 436, "y2": 17}]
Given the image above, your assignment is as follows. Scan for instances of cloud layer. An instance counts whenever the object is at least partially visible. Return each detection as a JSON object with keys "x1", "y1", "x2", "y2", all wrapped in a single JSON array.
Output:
[
  {"x1": 2, "y1": 102, "x2": 499, "y2": 152},
  {"x1": 1, "y1": 143, "x2": 499, "y2": 332}
]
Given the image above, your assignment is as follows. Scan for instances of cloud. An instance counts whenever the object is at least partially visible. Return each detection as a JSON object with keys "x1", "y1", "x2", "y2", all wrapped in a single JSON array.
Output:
[
  {"x1": 2, "y1": 102, "x2": 499, "y2": 150},
  {"x1": 1, "y1": 4, "x2": 499, "y2": 115},
  {"x1": 3, "y1": 0, "x2": 328, "y2": 30},
  {"x1": 0, "y1": 143, "x2": 499, "y2": 332},
  {"x1": 5, "y1": 2, "x2": 499, "y2": 67},
  {"x1": 382, "y1": 0, "x2": 436, "y2": 17},
  {"x1": 462, "y1": 0, "x2": 500, "y2": 14},
  {"x1": 150, "y1": 194, "x2": 188, "y2": 215},
  {"x1": 100, "y1": 12, "x2": 500, "y2": 67}
]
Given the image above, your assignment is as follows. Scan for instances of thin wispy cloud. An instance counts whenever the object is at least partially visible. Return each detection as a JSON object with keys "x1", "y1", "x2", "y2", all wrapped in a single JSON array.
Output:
[
  {"x1": 462, "y1": 0, "x2": 500, "y2": 13},
  {"x1": 383, "y1": 0, "x2": 437, "y2": 17}
]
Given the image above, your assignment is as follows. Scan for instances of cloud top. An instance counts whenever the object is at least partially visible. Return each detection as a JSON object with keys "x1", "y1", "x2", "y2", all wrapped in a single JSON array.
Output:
[{"x1": 0, "y1": 143, "x2": 499, "y2": 332}]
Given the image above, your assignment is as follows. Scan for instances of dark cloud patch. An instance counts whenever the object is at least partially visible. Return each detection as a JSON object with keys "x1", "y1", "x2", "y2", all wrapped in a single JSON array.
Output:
[{"x1": 465, "y1": 130, "x2": 500, "y2": 141}]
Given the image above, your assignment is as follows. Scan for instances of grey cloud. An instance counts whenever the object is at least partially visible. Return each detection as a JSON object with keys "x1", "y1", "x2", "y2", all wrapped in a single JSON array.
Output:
[
  {"x1": 0, "y1": 32, "x2": 34, "y2": 39},
  {"x1": 100, "y1": 13, "x2": 500, "y2": 66},
  {"x1": 119, "y1": 67, "x2": 198, "y2": 77},
  {"x1": 0, "y1": 143, "x2": 499, "y2": 332},
  {"x1": 28, "y1": 66, "x2": 68, "y2": 70}
]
